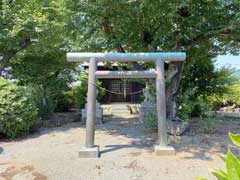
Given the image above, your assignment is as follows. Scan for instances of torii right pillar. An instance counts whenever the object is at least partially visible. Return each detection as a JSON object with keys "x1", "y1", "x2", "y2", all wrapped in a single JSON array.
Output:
[{"x1": 155, "y1": 59, "x2": 175, "y2": 155}]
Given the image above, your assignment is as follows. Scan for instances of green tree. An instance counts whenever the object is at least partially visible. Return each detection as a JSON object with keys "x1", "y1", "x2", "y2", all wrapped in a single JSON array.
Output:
[
  {"x1": 0, "y1": 0, "x2": 68, "y2": 74},
  {"x1": 66, "y1": 0, "x2": 240, "y2": 119},
  {"x1": 10, "y1": 47, "x2": 75, "y2": 117},
  {"x1": 0, "y1": 0, "x2": 76, "y2": 117}
]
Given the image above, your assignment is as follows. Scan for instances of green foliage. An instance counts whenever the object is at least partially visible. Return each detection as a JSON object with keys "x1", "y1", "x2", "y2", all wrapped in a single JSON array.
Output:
[
  {"x1": 177, "y1": 88, "x2": 213, "y2": 120},
  {"x1": 177, "y1": 88, "x2": 195, "y2": 120},
  {"x1": 1, "y1": 0, "x2": 240, "y2": 121},
  {"x1": 67, "y1": 1, "x2": 240, "y2": 53},
  {"x1": 10, "y1": 47, "x2": 76, "y2": 117},
  {"x1": 198, "y1": 133, "x2": 240, "y2": 180},
  {"x1": 142, "y1": 106, "x2": 158, "y2": 130},
  {"x1": 179, "y1": 63, "x2": 236, "y2": 118},
  {"x1": 193, "y1": 96, "x2": 213, "y2": 118},
  {"x1": 0, "y1": 78, "x2": 38, "y2": 138},
  {"x1": 207, "y1": 84, "x2": 240, "y2": 110},
  {"x1": 66, "y1": 0, "x2": 240, "y2": 119},
  {"x1": 73, "y1": 72, "x2": 105, "y2": 110},
  {"x1": 1, "y1": 0, "x2": 76, "y2": 117},
  {"x1": 0, "y1": 0, "x2": 69, "y2": 69}
]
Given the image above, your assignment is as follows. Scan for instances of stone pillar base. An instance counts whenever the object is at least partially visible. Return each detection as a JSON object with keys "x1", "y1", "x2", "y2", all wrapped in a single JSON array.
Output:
[
  {"x1": 154, "y1": 145, "x2": 175, "y2": 156},
  {"x1": 79, "y1": 145, "x2": 100, "y2": 158}
]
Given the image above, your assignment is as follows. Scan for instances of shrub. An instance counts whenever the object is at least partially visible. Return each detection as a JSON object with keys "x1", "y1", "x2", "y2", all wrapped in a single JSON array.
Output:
[
  {"x1": 30, "y1": 86, "x2": 55, "y2": 118},
  {"x1": 177, "y1": 88, "x2": 195, "y2": 120},
  {"x1": 177, "y1": 88, "x2": 213, "y2": 120},
  {"x1": 142, "y1": 106, "x2": 158, "y2": 130},
  {"x1": 179, "y1": 62, "x2": 238, "y2": 118},
  {"x1": 54, "y1": 91, "x2": 74, "y2": 112},
  {"x1": 0, "y1": 78, "x2": 38, "y2": 138}
]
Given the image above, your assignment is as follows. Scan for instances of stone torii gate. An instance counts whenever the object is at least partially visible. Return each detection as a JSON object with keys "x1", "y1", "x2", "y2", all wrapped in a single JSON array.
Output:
[{"x1": 67, "y1": 52, "x2": 186, "y2": 158}]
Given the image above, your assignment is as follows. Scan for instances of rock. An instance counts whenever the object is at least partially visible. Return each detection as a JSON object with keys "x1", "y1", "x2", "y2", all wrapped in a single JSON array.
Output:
[{"x1": 167, "y1": 118, "x2": 189, "y2": 136}]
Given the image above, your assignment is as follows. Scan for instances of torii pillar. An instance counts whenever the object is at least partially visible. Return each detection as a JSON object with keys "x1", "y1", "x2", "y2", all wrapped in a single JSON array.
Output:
[{"x1": 67, "y1": 52, "x2": 186, "y2": 158}]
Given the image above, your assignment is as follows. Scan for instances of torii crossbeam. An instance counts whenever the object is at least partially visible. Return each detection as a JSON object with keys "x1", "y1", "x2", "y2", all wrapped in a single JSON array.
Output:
[{"x1": 67, "y1": 52, "x2": 186, "y2": 158}]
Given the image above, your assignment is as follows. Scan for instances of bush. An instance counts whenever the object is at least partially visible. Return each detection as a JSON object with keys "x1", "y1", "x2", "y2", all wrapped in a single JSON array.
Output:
[
  {"x1": 29, "y1": 84, "x2": 74, "y2": 118},
  {"x1": 54, "y1": 91, "x2": 74, "y2": 112},
  {"x1": 142, "y1": 106, "x2": 158, "y2": 130},
  {"x1": 177, "y1": 87, "x2": 213, "y2": 120},
  {"x1": 177, "y1": 88, "x2": 195, "y2": 120},
  {"x1": 179, "y1": 60, "x2": 238, "y2": 118},
  {"x1": 30, "y1": 86, "x2": 55, "y2": 118},
  {"x1": 0, "y1": 78, "x2": 38, "y2": 138}
]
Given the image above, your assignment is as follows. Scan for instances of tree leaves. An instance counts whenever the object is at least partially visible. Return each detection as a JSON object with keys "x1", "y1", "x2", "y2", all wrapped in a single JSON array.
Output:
[{"x1": 0, "y1": 0, "x2": 69, "y2": 73}]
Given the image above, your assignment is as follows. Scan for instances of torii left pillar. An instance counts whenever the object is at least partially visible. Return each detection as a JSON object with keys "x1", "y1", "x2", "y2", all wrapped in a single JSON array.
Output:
[{"x1": 79, "y1": 58, "x2": 100, "y2": 158}]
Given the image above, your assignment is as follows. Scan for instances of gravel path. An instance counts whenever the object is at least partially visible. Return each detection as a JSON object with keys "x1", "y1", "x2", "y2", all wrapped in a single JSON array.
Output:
[{"x1": 0, "y1": 115, "x2": 237, "y2": 180}]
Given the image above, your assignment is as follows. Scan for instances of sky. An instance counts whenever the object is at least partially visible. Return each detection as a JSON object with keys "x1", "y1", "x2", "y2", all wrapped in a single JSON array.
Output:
[{"x1": 216, "y1": 55, "x2": 240, "y2": 69}]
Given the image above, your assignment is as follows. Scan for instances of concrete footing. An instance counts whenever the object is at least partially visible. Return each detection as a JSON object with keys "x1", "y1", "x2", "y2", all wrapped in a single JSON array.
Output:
[
  {"x1": 79, "y1": 145, "x2": 100, "y2": 158},
  {"x1": 154, "y1": 145, "x2": 175, "y2": 156}
]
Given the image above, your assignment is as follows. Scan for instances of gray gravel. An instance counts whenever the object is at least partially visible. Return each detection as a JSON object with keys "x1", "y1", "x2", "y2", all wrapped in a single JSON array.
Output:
[{"x1": 0, "y1": 115, "x2": 229, "y2": 180}]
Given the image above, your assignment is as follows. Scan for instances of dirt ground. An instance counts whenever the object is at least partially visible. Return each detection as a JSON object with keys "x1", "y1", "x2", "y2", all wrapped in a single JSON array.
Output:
[{"x1": 0, "y1": 115, "x2": 239, "y2": 180}]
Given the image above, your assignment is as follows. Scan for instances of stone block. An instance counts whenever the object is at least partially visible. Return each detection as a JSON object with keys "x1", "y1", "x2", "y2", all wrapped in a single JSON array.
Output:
[
  {"x1": 79, "y1": 145, "x2": 100, "y2": 158},
  {"x1": 167, "y1": 119, "x2": 189, "y2": 136},
  {"x1": 154, "y1": 145, "x2": 175, "y2": 156}
]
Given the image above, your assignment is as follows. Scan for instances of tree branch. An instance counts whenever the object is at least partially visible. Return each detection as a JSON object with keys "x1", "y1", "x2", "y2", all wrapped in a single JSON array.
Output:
[
  {"x1": 102, "y1": 18, "x2": 145, "y2": 70},
  {"x1": 181, "y1": 26, "x2": 234, "y2": 46},
  {"x1": 0, "y1": 37, "x2": 32, "y2": 74},
  {"x1": 166, "y1": 64, "x2": 178, "y2": 82}
]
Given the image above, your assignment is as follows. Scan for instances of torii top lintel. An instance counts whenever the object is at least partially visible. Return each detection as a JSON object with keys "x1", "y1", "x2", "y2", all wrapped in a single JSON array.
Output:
[{"x1": 67, "y1": 52, "x2": 186, "y2": 62}]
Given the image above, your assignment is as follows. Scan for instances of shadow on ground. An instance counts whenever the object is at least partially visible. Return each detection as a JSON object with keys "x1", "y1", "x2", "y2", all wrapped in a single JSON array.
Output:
[
  {"x1": 97, "y1": 116, "x2": 239, "y2": 160},
  {"x1": 1, "y1": 114, "x2": 239, "y2": 160},
  {"x1": 0, "y1": 147, "x2": 3, "y2": 154}
]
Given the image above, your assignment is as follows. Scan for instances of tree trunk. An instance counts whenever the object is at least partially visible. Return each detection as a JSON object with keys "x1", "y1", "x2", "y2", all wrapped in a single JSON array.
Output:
[{"x1": 166, "y1": 61, "x2": 184, "y2": 120}]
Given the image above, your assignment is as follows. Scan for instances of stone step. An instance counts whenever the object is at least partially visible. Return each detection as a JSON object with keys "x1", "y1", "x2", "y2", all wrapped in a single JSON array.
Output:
[
  {"x1": 111, "y1": 106, "x2": 129, "y2": 109},
  {"x1": 111, "y1": 105, "x2": 131, "y2": 115},
  {"x1": 111, "y1": 111, "x2": 131, "y2": 114},
  {"x1": 111, "y1": 109, "x2": 130, "y2": 112},
  {"x1": 112, "y1": 112, "x2": 131, "y2": 116}
]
